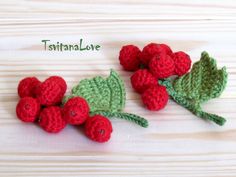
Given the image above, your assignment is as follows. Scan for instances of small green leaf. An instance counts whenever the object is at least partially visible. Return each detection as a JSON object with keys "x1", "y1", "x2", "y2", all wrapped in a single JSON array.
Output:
[
  {"x1": 173, "y1": 51, "x2": 228, "y2": 103},
  {"x1": 69, "y1": 69, "x2": 126, "y2": 113}
]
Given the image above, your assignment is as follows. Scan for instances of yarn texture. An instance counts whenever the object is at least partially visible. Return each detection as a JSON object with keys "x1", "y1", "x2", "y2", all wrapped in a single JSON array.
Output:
[
  {"x1": 119, "y1": 45, "x2": 141, "y2": 71},
  {"x1": 16, "y1": 97, "x2": 40, "y2": 122},
  {"x1": 140, "y1": 43, "x2": 170, "y2": 66},
  {"x1": 160, "y1": 51, "x2": 228, "y2": 125},
  {"x1": 159, "y1": 44, "x2": 173, "y2": 56},
  {"x1": 64, "y1": 69, "x2": 148, "y2": 127},
  {"x1": 131, "y1": 69, "x2": 157, "y2": 93},
  {"x1": 62, "y1": 96, "x2": 89, "y2": 125},
  {"x1": 18, "y1": 77, "x2": 41, "y2": 98},
  {"x1": 45, "y1": 76, "x2": 67, "y2": 95},
  {"x1": 142, "y1": 85, "x2": 169, "y2": 111},
  {"x1": 85, "y1": 115, "x2": 113, "y2": 143},
  {"x1": 39, "y1": 106, "x2": 66, "y2": 133},
  {"x1": 172, "y1": 51, "x2": 191, "y2": 76},
  {"x1": 35, "y1": 79, "x2": 63, "y2": 106},
  {"x1": 149, "y1": 54, "x2": 175, "y2": 79}
]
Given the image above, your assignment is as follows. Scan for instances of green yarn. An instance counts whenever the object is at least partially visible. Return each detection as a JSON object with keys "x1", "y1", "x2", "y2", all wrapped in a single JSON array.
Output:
[
  {"x1": 68, "y1": 69, "x2": 125, "y2": 112},
  {"x1": 63, "y1": 69, "x2": 148, "y2": 128},
  {"x1": 92, "y1": 111, "x2": 148, "y2": 128},
  {"x1": 160, "y1": 51, "x2": 228, "y2": 126}
]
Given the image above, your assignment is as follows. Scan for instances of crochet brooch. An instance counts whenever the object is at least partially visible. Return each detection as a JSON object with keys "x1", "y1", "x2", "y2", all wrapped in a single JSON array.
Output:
[
  {"x1": 119, "y1": 43, "x2": 228, "y2": 126},
  {"x1": 16, "y1": 70, "x2": 148, "y2": 143},
  {"x1": 15, "y1": 42, "x2": 228, "y2": 144}
]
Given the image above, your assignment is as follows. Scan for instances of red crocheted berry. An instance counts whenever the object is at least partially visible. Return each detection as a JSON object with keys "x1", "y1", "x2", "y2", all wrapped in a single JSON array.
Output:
[
  {"x1": 45, "y1": 76, "x2": 67, "y2": 95},
  {"x1": 39, "y1": 106, "x2": 66, "y2": 133},
  {"x1": 119, "y1": 45, "x2": 141, "y2": 71},
  {"x1": 85, "y1": 115, "x2": 113, "y2": 143},
  {"x1": 16, "y1": 97, "x2": 40, "y2": 122},
  {"x1": 140, "y1": 43, "x2": 169, "y2": 66},
  {"x1": 17, "y1": 77, "x2": 41, "y2": 98},
  {"x1": 160, "y1": 44, "x2": 173, "y2": 56},
  {"x1": 62, "y1": 97, "x2": 90, "y2": 125},
  {"x1": 131, "y1": 69, "x2": 157, "y2": 93},
  {"x1": 35, "y1": 80, "x2": 63, "y2": 106},
  {"x1": 142, "y1": 85, "x2": 168, "y2": 111},
  {"x1": 172, "y1": 51, "x2": 191, "y2": 76},
  {"x1": 149, "y1": 54, "x2": 175, "y2": 79}
]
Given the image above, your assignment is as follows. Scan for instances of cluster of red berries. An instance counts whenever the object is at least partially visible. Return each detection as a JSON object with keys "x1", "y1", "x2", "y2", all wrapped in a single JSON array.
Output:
[
  {"x1": 16, "y1": 76, "x2": 112, "y2": 143},
  {"x1": 119, "y1": 43, "x2": 191, "y2": 111}
]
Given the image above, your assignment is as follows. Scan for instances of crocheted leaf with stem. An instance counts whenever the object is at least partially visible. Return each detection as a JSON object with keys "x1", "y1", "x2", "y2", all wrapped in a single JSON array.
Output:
[
  {"x1": 69, "y1": 69, "x2": 125, "y2": 112},
  {"x1": 63, "y1": 69, "x2": 148, "y2": 128},
  {"x1": 160, "y1": 51, "x2": 228, "y2": 126}
]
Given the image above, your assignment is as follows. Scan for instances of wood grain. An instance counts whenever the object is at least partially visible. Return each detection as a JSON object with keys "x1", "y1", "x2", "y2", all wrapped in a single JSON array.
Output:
[{"x1": 0, "y1": 0, "x2": 236, "y2": 176}]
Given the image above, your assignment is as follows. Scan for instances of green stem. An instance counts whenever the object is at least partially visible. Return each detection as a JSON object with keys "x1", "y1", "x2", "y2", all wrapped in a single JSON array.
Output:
[
  {"x1": 159, "y1": 79, "x2": 226, "y2": 126},
  {"x1": 91, "y1": 111, "x2": 148, "y2": 128},
  {"x1": 195, "y1": 111, "x2": 226, "y2": 126}
]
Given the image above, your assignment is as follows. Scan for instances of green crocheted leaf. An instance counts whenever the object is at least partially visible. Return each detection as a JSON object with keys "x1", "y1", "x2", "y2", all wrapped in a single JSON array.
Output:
[
  {"x1": 70, "y1": 69, "x2": 126, "y2": 113},
  {"x1": 173, "y1": 51, "x2": 228, "y2": 103}
]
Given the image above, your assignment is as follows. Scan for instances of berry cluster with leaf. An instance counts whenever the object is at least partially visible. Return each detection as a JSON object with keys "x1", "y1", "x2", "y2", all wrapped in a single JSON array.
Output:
[
  {"x1": 16, "y1": 70, "x2": 148, "y2": 143},
  {"x1": 119, "y1": 43, "x2": 228, "y2": 125}
]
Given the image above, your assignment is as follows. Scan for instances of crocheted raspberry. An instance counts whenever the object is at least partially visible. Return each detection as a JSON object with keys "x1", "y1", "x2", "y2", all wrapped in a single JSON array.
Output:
[
  {"x1": 45, "y1": 76, "x2": 67, "y2": 95},
  {"x1": 119, "y1": 45, "x2": 141, "y2": 71},
  {"x1": 62, "y1": 97, "x2": 90, "y2": 125},
  {"x1": 16, "y1": 97, "x2": 40, "y2": 122},
  {"x1": 39, "y1": 106, "x2": 66, "y2": 133},
  {"x1": 35, "y1": 80, "x2": 63, "y2": 106},
  {"x1": 149, "y1": 54, "x2": 175, "y2": 79},
  {"x1": 85, "y1": 115, "x2": 113, "y2": 143},
  {"x1": 140, "y1": 43, "x2": 171, "y2": 66},
  {"x1": 142, "y1": 85, "x2": 168, "y2": 111},
  {"x1": 17, "y1": 77, "x2": 41, "y2": 98},
  {"x1": 131, "y1": 69, "x2": 157, "y2": 93},
  {"x1": 172, "y1": 51, "x2": 191, "y2": 76}
]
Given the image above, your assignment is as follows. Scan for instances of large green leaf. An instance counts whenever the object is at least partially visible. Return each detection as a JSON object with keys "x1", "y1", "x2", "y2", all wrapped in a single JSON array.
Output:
[
  {"x1": 173, "y1": 51, "x2": 228, "y2": 103},
  {"x1": 160, "y1": 52, "x2": 228, "y2": 126},
  {"x1": 63, "y1": 69, "x2": 148, "y2": 128},
  {"x1": 70, "y1": 69, "x2": 126, "y2": 113}
]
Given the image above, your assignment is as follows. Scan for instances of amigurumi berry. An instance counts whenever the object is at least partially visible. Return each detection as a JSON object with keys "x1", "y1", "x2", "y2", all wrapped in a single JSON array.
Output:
[
  {"x1": 39, "y1": 106, "x2": 66, "y2": 133},
  {"x1": 140, "y1": 43, "x2": 172, "y2": 66},
  {"x1": 142, "y1": 85, "x2": 169, "y2": 111},
  {"x1": 119, "y1": 45, "x2": 141, "y2": 71},
  {"x1": 17, "y1": 77, "x2": 41, "y2": 98},
  {"x1": 16, "y1": 97, "x2": 40, "y2": 122},
  {"x1": 62, "y1": 97, "x2": 90, "y2": 125},
  {"x1": 85, "y1": 115, "x2": 113, "y2": 143},
  {"x1": 159, "y1": 44, "x2": 173, "y2": 56},
  {"x1": 131, "y1": 69, "x2": 157, "y2": 93},
  {"x1": 45, "y1": 76, "x2": 67, "y2": 95},
  {"x1": 172, "y1": 51, "x2": 191, "y2": 76},
  {"x1": 149, "y1": 54, "x2": 175, "y2": 79},
  {"x1": 35, "y1": 79, "x2": 63, "y2": 106}
]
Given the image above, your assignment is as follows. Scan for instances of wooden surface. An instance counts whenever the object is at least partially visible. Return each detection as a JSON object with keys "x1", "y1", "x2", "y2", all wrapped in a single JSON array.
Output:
[{"x1": 0, "y1": 0, "x2": 236, "y2": 176}]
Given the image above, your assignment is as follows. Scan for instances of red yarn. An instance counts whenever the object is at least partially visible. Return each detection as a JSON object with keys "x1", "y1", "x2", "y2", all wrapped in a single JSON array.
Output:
[
  {"x1": 119, "y1": 45, "x2": 141, "y2": 71},
  {"x1": 149, "y1": 54, "x2": 175, "y2": 79},
  {"x1": 45, "y1": 76, "x2": 67, "y2": 95},
  {"x1": 172, "y1": 51, "x2": 191, "y2": 76},
  {"x1": 62, "y1": 97, "x2": 90, "y2": 125},
  {"x1": 17, "y1": 77, "x2": 41, "y2": 98},
  {"x1": 85, "y1": 115, "x2": 113, "y2": 143},
  {"x1": 39, "y1": 106, "x2": 66, "y2": 133},
  {"x1": 131, "y1": 69, "x2": 157, "y2": 93},
  {"x1": 35, "y1": 80, "x2": 63, "y2": 106},
  {"x1": 142, "y1": 85, "x2": 168, "y2": 111},
  {"x1": 140, "y1": 43, "x2": 170, "y2": 66},
  {"x1": 16, "y1": 97, "x2": 40, "y2": 122},
  {"x1": 160, "y1": 44, "x2": 173, "y2": 56}
]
